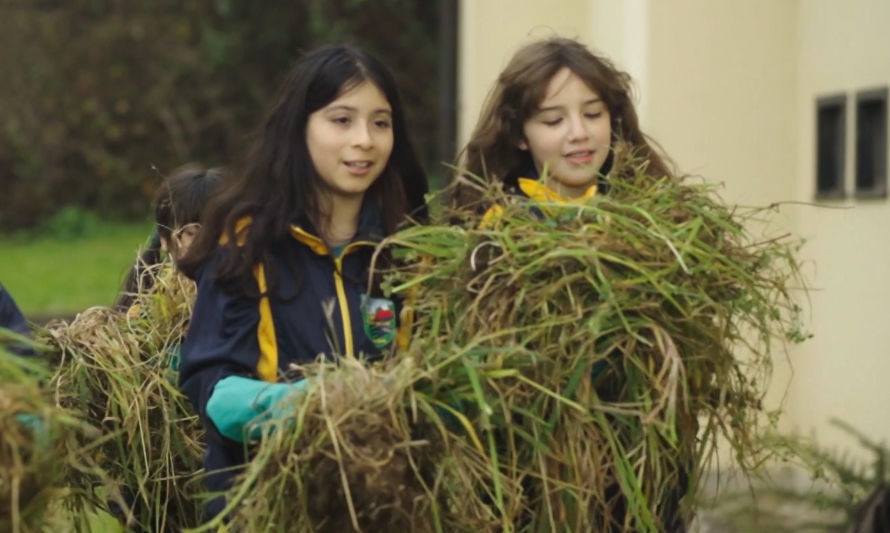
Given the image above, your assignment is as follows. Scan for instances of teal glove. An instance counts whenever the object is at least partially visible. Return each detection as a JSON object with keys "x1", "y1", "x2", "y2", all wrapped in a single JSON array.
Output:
[
  {"x1": 15, "y1": 413, "x2": 49, "y2": 448},
  {"x1": 206, "y1": 375, "x2": 310, "y2": 442},
  {"x1": 166, "y1": 344, "x2": 182, "y2": 372}
]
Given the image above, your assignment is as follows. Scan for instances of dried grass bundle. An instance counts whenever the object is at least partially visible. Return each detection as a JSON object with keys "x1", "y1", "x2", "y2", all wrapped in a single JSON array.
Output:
[
  {"x1": 374, "y1": 144, "x2": 807, "y2": 531},
  {"x1": 39, "y1": 263, "x2": 204, "y2": 531},
  {"x1": 0, "y1": 333, "x2": 98, "y2": 533},
  {"x1": 216, "y1": 357, "x2": 436, "y2": 533},
  {"x1": 213, "y1": 144, "x2": 806, "y2": 532}
]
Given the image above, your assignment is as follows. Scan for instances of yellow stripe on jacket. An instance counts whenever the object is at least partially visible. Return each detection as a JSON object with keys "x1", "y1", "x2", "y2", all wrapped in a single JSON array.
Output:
[
  {"x1": 253, "y1": 262, "x2": 278, "y2": 383},
  {"x1": 217, "y1": 216, "x2": 279, "y2": 383}
]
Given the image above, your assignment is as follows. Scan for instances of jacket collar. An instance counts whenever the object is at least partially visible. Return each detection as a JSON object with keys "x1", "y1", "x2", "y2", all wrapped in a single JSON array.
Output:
[
  {"x1": 288, "y1": 200, "x2": 384, "y2": 256},
  {"x1": 517, "y1": 178, "x2": 597, "y2": 204}
]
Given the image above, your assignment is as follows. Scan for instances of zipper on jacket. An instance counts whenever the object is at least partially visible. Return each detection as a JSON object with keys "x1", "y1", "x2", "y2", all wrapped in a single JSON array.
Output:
[{"x1": 332, "y1": 240, "x2": 375, "y2": 357}]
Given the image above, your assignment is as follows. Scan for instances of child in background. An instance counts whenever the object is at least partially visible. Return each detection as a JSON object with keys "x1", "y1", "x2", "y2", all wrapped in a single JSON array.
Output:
[
  {"x1": 107, "y1": 165, "x2": 223, "y2": 528},
  {"x1": 176, "y1": 44, "x2": 428, "y2": 520},
  {"x1": 114, "y1": 165, "x2": 224, "y2": 312}
]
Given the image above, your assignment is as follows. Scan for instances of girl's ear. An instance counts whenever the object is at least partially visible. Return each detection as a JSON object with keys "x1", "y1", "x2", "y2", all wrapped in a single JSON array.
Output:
[
  {"x1": 517, "y1": 138, "x2": 529, "y2": 151},
  {"x1": 159, "y1": 237, "x2": 170, "y2": 253}
]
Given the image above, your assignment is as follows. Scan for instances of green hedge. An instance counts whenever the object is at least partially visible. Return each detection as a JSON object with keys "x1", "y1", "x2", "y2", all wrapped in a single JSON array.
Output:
[{"x1": 0, "y1": 0, "x2": 442, "y2": 231}]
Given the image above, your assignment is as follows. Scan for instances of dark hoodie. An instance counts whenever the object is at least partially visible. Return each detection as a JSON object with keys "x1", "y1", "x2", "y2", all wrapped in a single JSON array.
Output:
[{"x1": 0, "y1": 282, "x2": 34, "y2": 356}]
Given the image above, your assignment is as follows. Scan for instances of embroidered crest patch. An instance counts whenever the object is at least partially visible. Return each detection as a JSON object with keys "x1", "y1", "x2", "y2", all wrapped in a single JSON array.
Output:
[{"x1": 361, "y1": 294, "x2": 396, "y2": 349}]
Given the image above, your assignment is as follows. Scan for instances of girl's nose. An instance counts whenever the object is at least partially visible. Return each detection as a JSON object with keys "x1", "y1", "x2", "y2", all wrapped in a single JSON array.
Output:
[
  {"x1": 567, "y1": 114, "x2": 589, "y2": 142},
  {"x1": 352, "y1": 121, "x2": 374, "y2": 149}
]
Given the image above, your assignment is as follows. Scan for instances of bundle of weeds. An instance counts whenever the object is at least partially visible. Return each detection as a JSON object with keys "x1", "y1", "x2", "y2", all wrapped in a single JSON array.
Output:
[
  {"x1": 0, "y1": 332, "x2": 100, "y2": 533},
  {"x1": 208, "y1": 356, "x2": 442, "y2": 533},
  {"x1": 375, "y1": 142, "x2": 808, "y2": 531},
  {"x1": 221, "y1": 347, "x2": 543, "y2": 533},
  {"x1": 39, "y1": 262, "x2": 204, "y2": 531}
]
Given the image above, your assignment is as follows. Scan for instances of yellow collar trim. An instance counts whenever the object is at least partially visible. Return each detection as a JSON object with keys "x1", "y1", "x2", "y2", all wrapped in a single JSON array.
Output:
[
  {"x1": 288, "y1": 225, "x2": 376, "y2": 257},
  {"x1": 220, "y1": 219, "x2": 368, "y2": 257},
  {"x1": 289, "y1": 225, "x2": 328, "y2": 256},
  {"x1": 517, "y1": 178, "x2": 597, "y2": 204}
]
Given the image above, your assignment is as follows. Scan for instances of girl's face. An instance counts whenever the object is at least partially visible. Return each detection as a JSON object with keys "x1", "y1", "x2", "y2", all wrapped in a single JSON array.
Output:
[
  {"x1": 306, "y1": 80, "x2": 394, "y2": 202},
  {"x1": 520, "y1": 67, "x2": 611, "y2": 198}
]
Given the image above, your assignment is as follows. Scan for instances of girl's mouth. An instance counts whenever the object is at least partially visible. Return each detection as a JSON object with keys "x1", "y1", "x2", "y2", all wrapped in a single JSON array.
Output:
[
  {"x1": 344, "y1": 160, "x2": 374, "y2": 174},
  {"x1": 564, "y1": 150, "x2": 594, "y2": 165}
]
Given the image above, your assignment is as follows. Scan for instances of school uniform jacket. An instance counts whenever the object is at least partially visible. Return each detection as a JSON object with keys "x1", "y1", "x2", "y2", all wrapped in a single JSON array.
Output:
[{"x1": 178, "y1": 202, "x2": 400, "y2": 512}]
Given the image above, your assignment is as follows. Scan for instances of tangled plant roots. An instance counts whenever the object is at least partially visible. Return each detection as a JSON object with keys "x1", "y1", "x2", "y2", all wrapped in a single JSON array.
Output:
[{"x1": 224, "y1": 358, "x2": 436, "y2": 533}]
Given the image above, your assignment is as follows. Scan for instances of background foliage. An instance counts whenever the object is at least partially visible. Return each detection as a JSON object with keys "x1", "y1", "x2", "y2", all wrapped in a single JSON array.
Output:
[{"x1": 0, "y1": 0, "x2": 445, "y2": 231}]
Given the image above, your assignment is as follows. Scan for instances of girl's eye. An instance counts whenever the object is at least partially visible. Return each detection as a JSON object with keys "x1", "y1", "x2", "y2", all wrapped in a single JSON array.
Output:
[
  {"x1": 542, "y1": 117, "x2": 563, "y2": 126},
  {"x1": 374, "y1": 119, "x2": 392, "y2": 129},
  {"x1": 585, "y1": 112, "x2": 603, "y2": 119},
  {"x1": 332, "y1": 116, "x2": 351, "y2": 125}
]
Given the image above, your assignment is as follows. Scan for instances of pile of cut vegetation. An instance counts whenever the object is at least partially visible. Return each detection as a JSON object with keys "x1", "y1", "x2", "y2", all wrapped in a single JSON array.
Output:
[
  {"x1": 40, "y1": 263, "x2": 204, "y2": 531},
  {"x1": 0, "y1": 330, "x2": 98, "y2": 532},
  {"x1": 217, "y1": 144, "x2": 807, "y2": 532}
]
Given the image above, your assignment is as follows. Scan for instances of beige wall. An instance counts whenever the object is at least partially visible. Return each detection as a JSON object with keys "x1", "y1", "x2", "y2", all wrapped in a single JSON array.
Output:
[
  {"x1": 457, "y1": 0, "x2": 590, "y2": 150},
  {"x1": 646, "y1": 0, "x2": 798, "y2": 209},
  {"x1": 790, "y1": 0, "x2": 890, "y2": 449},
  {"x1": 587, "y1": 0, "x2": 651, "y2": 121},
  {"x1": 642, "y1": 0, "x2": 890, "y2": 455}
]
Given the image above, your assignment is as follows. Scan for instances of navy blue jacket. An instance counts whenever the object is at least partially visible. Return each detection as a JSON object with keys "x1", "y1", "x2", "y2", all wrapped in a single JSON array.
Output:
[
  {"x1": 0, "y1": 282, "x2": 33, "y2": 356},
  {"x1": 178, "y1": 203, "x2": 401, "y2": 516}
]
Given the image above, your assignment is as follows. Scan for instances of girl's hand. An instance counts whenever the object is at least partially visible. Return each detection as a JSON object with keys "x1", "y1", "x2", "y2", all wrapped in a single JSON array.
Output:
[{"x1": 206, "y1": 375, "x2": 310, "y2": 442}]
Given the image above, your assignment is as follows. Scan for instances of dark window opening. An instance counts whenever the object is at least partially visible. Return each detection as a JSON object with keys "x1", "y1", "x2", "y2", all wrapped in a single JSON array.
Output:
[
  {"x1": 855, "y1": 87, "x2": 888, "y2": 198},
  {"x1": 815, "y1": 95, "x2": 846, "y2": 199}
]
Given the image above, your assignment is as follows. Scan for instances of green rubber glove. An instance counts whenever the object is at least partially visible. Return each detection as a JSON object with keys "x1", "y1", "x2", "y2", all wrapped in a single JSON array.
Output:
[
  {"x1": 15, "y1": 413, "x2": 49, "y2": 448},
  {"x1": 206, "y1": 375, "x2": 310, "y2": 442},
  {"x1": 166, "y1": 344, "x2": 182, "y2": 372}
]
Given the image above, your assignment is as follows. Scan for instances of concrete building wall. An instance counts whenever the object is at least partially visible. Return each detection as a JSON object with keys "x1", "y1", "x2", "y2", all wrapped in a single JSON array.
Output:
[
  {"x1": 645, "y1": 0, "x2": 799, "y2": 209},
  {"x1": 790, "y1": 0, "x2": 890, "y2": 449}
]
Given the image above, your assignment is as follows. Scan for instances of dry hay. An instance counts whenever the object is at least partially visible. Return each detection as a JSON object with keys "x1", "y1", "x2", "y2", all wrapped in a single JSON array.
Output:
[
  {"x1": 214, "y1": 357, "x2": 437, "y2": 533},
  {"x1": 38, "y1": 262, "x2": 204, "y2": 531},
  {"x1": 208, "y1": 144, "x2": 806, "y2": 532},
  {"x1": 372, "y1": 143, "x2": 808, "y2": 532},
  {"x1": 213, "y1": 357, "x2": 526, "y2": 533},
  {"x1": 0, "y1": 332, "x2": 98, "y2": 533}
]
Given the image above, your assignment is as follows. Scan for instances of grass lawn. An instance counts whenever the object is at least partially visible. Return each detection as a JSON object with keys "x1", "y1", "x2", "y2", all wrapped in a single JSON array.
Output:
[{"x1": 0, "y1": 222, "x2": 153, "y2": 320}]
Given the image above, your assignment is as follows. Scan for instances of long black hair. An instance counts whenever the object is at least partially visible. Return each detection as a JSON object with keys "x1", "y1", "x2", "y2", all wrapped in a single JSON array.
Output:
[
  {"x1": 180, "y1": 45, "x2": 428, "y2": 288},
  {"x1": 115, "y1": 165, "x2": 224, "y2": 310}
]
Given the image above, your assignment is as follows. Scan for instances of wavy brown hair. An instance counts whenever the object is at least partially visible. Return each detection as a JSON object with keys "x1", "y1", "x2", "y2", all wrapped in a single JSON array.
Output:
[{"x1": 455, "y1": 37, "x2": 671, "y2": 206}]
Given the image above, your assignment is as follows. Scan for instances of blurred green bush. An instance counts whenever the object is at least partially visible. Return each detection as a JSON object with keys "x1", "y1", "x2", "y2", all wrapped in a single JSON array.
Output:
[
  {"x1": 38, "y1": 206, "x2": 103, "y2": 240},
  {"x1": 0, "y1": 0, "x2": 443, "y2": 232}
]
